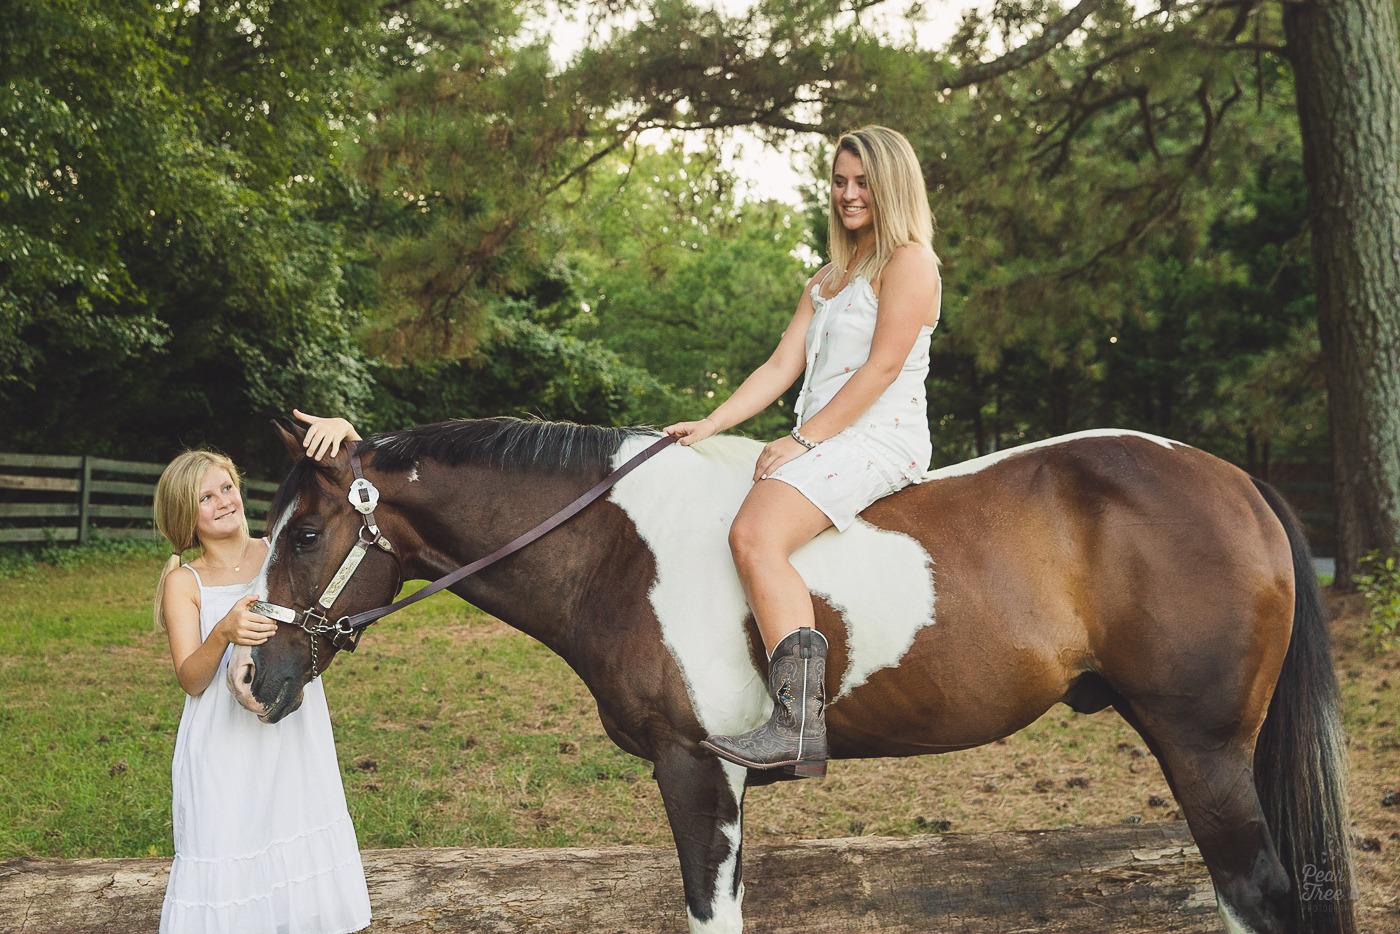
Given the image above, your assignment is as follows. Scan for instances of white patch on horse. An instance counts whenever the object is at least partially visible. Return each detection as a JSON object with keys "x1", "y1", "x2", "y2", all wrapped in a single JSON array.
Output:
[
  {"x1": 688, "y1": 762, "x2": 747, "y2": 934},
  {"x1": 924, "y1": 428, "x2": 1183, "y2": 481},
  {"x1": 226, "y1": 497, "x2": 295, "y2": 704},
  {"x1": 610, "y1": 436, "x2": 936, "y2": 735},
  {"x1": 260, "y1": 498, "x2": 295, "y2": 581},
  {"x1": 407, "y1": 463, "x2": 419, "y2": 483}
]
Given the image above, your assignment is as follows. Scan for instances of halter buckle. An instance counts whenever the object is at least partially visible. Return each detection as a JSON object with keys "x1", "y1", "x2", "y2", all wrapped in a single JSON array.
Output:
[
  {"x1": 332, "y1": 617, "x2": 365, "y2": 653},
  {"x1": 359, "y1": 524, "x2": 393, "y2": 552},
  {"x1": 300, "y1": 606, "x2": 331, "y2": 634}
]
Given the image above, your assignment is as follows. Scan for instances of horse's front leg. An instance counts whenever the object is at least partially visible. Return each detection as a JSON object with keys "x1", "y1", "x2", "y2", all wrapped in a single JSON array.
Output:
[{"x1": 654, "y1": 747, "x2": 749, "y2": 933}]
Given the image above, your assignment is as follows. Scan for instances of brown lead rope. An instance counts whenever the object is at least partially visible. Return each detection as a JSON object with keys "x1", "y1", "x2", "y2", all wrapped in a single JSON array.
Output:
[{"x1": 335, "y1": 433, "x2": 677, "y2": 636}]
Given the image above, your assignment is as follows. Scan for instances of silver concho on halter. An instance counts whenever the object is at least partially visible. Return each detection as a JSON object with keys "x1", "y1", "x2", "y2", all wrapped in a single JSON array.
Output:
[{"x1": 348, "y1": 477, "x2": 380, "y2": 515}]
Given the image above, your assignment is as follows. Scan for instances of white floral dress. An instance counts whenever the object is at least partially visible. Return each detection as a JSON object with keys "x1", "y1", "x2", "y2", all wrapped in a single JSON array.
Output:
[{"x1": 769, "y1": 274, "x2": 936, "y2": 531}]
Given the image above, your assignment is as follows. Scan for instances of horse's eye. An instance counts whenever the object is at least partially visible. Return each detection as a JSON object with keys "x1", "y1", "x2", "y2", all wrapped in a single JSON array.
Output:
[{"x1": 294, "y1": 528, "x2": 319, "y2": 551}]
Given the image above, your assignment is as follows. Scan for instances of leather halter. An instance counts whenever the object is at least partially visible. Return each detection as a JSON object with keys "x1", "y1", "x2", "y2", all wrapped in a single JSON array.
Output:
[{"x1": 254, "y1": 434, "x2": 677, "y2": 672}]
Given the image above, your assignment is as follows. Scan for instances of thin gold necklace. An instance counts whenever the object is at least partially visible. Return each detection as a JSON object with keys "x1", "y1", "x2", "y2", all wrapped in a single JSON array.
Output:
[{"x1": 202, "y1": 537, "x2": 252, "y2": 571}]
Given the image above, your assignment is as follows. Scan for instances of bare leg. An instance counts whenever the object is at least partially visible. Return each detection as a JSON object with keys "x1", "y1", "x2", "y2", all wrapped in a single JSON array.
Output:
[
  {"x1": 705, "y1": 479, "x2": 834, "y2": 775},
  {"x1": 727, "y1": 479, "x2": 834, "y2": 655}
]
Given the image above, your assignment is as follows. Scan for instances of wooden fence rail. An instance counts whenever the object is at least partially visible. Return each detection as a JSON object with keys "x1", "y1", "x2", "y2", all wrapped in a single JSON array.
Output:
[{"x1": 0, "y1": 453, "x2": 277, "y2": 546}]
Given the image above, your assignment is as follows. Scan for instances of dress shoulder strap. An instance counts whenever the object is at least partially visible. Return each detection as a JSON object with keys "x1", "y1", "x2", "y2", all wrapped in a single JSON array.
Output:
[
  {"x1": 183, "y1": 564, "x2": 205, "y2": 589},
  {"x1": 813, "y1": 264, "x2": 840, "y2": 297}
]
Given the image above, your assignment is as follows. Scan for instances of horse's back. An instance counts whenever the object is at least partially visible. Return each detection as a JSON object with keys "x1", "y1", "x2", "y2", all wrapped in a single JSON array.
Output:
[{"x1": 882, "y1": 430, "x2": 1290, "y2": 609}]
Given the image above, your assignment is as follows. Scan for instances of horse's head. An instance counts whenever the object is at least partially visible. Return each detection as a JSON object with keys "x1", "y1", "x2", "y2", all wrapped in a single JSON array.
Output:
[{"x1": 227, "y1": 420, "x2": 403, "y2": 723}]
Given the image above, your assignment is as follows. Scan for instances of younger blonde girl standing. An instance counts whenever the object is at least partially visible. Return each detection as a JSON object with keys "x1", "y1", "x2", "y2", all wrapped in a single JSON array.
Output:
[{"x1": 153, "y1": 412, "x2": 370, "y2": 933}]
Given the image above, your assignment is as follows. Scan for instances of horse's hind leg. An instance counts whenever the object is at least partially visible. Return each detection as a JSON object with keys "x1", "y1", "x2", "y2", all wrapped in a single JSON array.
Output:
[
  {"x1": 653, "y1": 748, "x2": 749, "y2": 933},
  {"x1": 1115, "y1": 703, "x2": 1292, "y2": 933}
]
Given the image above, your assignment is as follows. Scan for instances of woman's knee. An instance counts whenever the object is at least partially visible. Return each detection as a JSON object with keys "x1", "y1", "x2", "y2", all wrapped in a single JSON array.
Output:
[
  {"x1": 728, "y1": 511, "x2": 778, "y2": 569},
  {"x1": 728, "y1": 513, "x2": 758, "y2": 562},
  {"x1": 730, "y1": 480, "x2": 828, "y2": 569}
]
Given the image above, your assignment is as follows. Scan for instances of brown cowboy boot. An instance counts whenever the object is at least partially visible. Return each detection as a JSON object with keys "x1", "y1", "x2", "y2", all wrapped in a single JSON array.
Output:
[{"x1": 701, "y1": 627, "x2": 828, "y2": 778}]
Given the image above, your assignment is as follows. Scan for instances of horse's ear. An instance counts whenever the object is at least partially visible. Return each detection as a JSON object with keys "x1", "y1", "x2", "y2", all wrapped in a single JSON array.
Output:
[
  {"x1": 313, "y1": 439, "x2": 354, "y2": 484},
  {"x1": 273, "y1": 418, "x2": 307, "y2": 461}
]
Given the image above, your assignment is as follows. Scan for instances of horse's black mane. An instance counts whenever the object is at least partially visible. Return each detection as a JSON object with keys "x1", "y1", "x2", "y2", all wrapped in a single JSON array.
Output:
[
  {"x1": 266, "y1": 418, "x2": 656, "y2": 528},
  {"x1": 364, "y1": 417, "x2": 656, "y2": 474}
]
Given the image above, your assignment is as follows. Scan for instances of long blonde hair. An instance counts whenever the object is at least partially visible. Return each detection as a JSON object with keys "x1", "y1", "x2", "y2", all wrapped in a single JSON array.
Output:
[
  {"x1": 152, "y1": 449, "x2": 245, "y2": 631},
  {"x1": 827, "y1": 126, "x2": 937, "y2": 283}
]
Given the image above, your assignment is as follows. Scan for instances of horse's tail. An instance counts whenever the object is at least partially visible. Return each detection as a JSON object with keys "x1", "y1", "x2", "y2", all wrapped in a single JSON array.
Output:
[{"x1": 1250, "y1": 478, "x2": 1356, "y2": 934}]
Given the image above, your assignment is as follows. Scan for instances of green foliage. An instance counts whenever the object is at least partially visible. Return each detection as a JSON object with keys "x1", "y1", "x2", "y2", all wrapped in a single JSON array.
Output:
[
  {"x1": 1354, "y1": 552, "x2": 1400, "y2": 655},
  {"x1": 0, "y1": 0, "x2": 380, "y2": 473},
  {"x1": 0, "y1": 537, "x2": 167, "y2": 579},
  {"x1": 564, "y1": 145, "x2": 815, "y2": 436},
  {"x1": 1, "y1": 0, "x2": 1334, "y2": 483},
  {"x1": 368, "y1": 301, "x2": 681, "y2": 428},
  {"x1": 348, "y1": 0, "x2": 626, "y2": 363},
  {"x1": 0, "y1": 0, "x2": 173, "y2": 379},
  {"x1": 908, "y1": 5, "x2": 1317, "y2": 462}
]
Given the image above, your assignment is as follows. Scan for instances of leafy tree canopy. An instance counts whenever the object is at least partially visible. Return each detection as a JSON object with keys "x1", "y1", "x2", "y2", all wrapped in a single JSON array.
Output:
[
  {"x1": 0, "y1": 0, "x2": 383, "y2": 470},
  {"x1": 0, "y1": 0, "x2": 1335, "y2": 485}
]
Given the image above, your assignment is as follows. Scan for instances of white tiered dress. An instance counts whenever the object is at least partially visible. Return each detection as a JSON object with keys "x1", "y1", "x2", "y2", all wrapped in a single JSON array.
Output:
[{"x1": 161, "y1": 553, "x2": 372, "y2": 934}]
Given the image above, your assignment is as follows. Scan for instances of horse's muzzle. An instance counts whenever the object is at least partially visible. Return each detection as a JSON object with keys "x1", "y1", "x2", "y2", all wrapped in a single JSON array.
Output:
[
  {"x1": 227, "y1": 645, "x2": 304, "y2": 722},
  {"x1": 226, "y1": 645, "x2": 260, "y2": 712}
]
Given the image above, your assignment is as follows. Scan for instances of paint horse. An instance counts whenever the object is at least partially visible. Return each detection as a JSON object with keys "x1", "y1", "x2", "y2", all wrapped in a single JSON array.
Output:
[{"x1": 231, "y1": 418, "x2": 1355, "y2": 934}]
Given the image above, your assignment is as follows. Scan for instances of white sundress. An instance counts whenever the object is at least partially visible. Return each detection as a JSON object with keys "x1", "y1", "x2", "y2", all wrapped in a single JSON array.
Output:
[
  {"x1": 769, "y1": 274, "x2": 937, "y2": 531},
  {"x1": 161, "y1": 552, "x2": 372, "y2": 934}
]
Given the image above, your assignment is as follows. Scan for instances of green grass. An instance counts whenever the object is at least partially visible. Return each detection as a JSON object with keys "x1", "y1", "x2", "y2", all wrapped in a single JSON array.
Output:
[
  {"x1": 0, "y1": 537, "x2": 170, "y2": 579},
  {"x1": 0, "y1": 551, "x2": 178, "y2": 857},
  {"x1": 0, "y1": 552, "x2": 653, "y2": 859}
]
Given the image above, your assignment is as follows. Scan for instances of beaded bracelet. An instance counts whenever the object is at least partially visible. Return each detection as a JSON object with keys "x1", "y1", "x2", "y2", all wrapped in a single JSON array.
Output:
[{"x1": 790, "y1": 427, "x2": 819, "y2": 450}]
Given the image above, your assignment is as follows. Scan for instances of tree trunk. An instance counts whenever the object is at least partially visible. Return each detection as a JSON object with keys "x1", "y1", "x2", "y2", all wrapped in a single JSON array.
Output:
[
  {"x1": 1283, "y1": 0, "x2": 1400, "y2": 586},
  {"x1": 0, "y1": 825, "x2": 1218, "y2": 934}
]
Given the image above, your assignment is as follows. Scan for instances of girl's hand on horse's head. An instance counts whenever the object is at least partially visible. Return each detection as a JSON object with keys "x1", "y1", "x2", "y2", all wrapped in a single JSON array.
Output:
[
  {"x1": 754, "y1": 435, "x2": 807, "y2": 482},
  {"x1": 293, "y1": 409, "x2": 361, "y2": 462},
  {"x1": 663, "y1": 418, "x2": 718, "y2": 447},
  {"x1": 218, "y1": 594, "x2": 279, "y2": 646}
]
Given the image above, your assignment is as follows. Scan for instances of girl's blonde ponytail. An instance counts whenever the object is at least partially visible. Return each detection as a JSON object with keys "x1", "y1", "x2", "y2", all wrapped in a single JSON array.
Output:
[{"x1": 153, "y1": 552, "x2": 184, "y2": 632}]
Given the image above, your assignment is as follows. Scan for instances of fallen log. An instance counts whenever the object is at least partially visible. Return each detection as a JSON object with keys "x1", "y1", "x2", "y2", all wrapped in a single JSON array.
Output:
[{"x1": 0, "y1": 821, "x2": 1221, "y2": 933}]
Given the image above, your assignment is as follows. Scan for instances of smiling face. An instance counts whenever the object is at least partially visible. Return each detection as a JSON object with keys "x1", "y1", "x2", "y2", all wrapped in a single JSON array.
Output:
[
  {"x1": 832, "y1": 148, "x2": 873, "y2": 235},
  {"x1": 195, "y1": 465, "x2": 244, "y2": 542}
]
